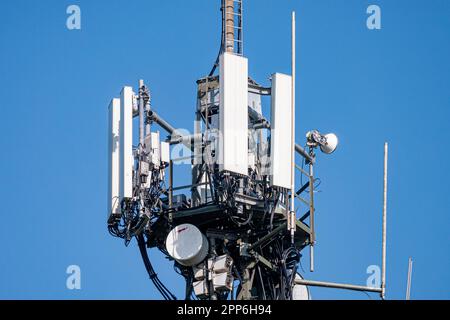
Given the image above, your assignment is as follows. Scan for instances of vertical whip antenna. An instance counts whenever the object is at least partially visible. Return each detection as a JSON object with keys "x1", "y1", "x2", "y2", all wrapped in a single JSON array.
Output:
[
  {"x1": 381, "y1": 142, "x2": 388, "y2": 299},
  {"x1": 406, "y1": 257, "x2": 413, "y2": 300},
  {"x1": 290, "y1": 11, "x2": 296, "y2": 245}
]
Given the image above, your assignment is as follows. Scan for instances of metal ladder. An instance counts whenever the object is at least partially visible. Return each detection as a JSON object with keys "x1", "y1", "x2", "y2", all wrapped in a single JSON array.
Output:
[{"x1": 223, "y1": 0, "x2": 244, "y2": 55}]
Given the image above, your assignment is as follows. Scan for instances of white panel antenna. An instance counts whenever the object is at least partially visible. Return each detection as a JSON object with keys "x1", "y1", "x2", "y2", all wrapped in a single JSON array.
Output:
[
  {"x1": 108, "y1": 98, "x2": 121, "y2": 218},
  {"x1": 219, "y1": 52, "x2": 249, "y2": 175},
  {"x1": 160, "y1": 141, "x2": 170, "y2": 164},
  {"x1": 145, "y1": 131, "x2": 161, "y2": 167},
  {"x1": 270, "y1": 73, "x2": 293, "y2": 189},
  {"x1": 120, "y1": 86, "x2": 134, "y2": 199}
]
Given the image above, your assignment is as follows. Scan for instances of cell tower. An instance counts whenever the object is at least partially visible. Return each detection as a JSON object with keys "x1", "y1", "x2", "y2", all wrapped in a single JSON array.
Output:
[{"x1": 107, "y1": 0, "x2": 387, "y2": 300}]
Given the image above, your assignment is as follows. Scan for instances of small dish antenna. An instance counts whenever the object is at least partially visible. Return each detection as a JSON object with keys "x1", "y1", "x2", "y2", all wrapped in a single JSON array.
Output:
[{"x1": 306, "y1": 130, "x2": 339, "y2": 154}]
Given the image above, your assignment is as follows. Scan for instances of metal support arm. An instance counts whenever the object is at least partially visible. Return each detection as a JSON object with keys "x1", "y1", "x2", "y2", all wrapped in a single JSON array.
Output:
[
  {"x1": 295, "y1": 144, "x2": 314, "y2": 164},
  {"x1": 294, "y1": 279, "x2": 382, "y2": 294}
]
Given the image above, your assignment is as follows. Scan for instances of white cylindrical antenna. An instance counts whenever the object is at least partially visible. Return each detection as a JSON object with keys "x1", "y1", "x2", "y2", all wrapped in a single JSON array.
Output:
[
  {"x1": 381, "y1": 142, "x2": 388, "y2": 299},
  {"x1": 406, "y1": 257, "x2": 413, "y2": 300},
  {"x1": 290, "y1": 11, "x2": 296, "y2": 243}
]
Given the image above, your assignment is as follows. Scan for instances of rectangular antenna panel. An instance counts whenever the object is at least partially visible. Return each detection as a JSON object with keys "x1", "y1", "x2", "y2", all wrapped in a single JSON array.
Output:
[
  {"x1": 120, "y1": 86, "x2": 134, "y2": 199},
  {"x1": 108, "y1": 98, "x2": 121, "y2": 218},
  {"x1": 149, "y1": 132, "x2": 160, "y2": 166},
  {"x1": 219, "y1": 53, "x2": 248, "y2": 175},
  {"x1": 160, "y1": 141, "x2": 170, "y2": 164},
  {"x1": 270, "y1": 73, "x2": 293, "y2": 189}
]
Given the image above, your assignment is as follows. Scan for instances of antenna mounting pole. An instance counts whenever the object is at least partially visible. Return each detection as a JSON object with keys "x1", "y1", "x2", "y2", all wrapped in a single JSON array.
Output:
[
  {"x1": 381, "y1": 142, "x2": 388, "y2": 299},
  {"x1": 406, "y1": 257, "x2": 413, "y2": 300},
  {"x1": 289, "y1": 11, "x2": 296, "y2": 245}
]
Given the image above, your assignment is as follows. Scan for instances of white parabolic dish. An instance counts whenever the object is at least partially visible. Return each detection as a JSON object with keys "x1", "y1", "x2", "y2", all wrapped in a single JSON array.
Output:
[{"x1": 165, "y1": 224, "x2": 209, "y2": 266}]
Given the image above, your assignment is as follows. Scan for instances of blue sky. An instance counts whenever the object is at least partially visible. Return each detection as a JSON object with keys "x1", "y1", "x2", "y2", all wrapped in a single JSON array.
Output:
[{"x1": 0, "y1": 0, "x2": 449, "y2": 300}]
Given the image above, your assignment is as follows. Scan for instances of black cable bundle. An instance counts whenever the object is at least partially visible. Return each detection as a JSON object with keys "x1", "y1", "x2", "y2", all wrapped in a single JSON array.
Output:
[
  {"x1": 280, "y1": 246, "x2": 300, "y2": 300},
  {"x1": 137, "y1": 234, "x2": 177, "y2": 300}
]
